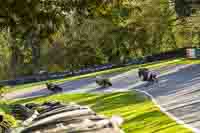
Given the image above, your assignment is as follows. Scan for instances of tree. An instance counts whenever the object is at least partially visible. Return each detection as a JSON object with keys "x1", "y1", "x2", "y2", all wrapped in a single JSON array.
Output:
[
  {"x1": 0, "y1": 0, "x2": 194, "y2": 79},
  {"x1": 0, "y1": 0, "x2": 68, "y2": 77}
]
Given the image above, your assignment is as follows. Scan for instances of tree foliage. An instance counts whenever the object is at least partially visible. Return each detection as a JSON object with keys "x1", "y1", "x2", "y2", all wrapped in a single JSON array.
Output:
[{"x1": 0, "y1": 0, "x2": 197, "y2": 79}]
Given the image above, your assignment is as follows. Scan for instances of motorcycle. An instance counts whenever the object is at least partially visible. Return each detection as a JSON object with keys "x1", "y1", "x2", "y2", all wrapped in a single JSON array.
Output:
[
  {"x1": 46, "y1": 83, "x2": 63, "y2": 93},
  {"x1": 138, "y1": 68, "x2": 158, "y2": 87},
  {"x1": 95, "y1": 76, "x2": 112, "y2": 88}
]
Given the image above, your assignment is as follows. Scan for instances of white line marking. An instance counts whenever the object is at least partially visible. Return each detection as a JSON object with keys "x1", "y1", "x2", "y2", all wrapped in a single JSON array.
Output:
[{"x1": 134, "y1": 89, "x2": 200, "y2": 133}]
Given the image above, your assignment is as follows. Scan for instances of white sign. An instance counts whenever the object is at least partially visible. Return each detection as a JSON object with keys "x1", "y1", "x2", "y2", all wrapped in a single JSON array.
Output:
[{"x1": 186, "y1": 48, "x2": 196, "y2": 58}]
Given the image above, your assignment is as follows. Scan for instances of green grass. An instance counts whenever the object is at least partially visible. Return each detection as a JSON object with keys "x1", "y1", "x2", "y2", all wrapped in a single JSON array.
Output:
[
  {"x1": 0, "y1": 101, "x2": 10, "y2": 113},
  {"x1": 177, "y1": 58, "x2": 200, "y2": 64},
  {"x1": 1, "y1": 58, "x2": 199, "y2": 132},
  {"x1": 7, "y1": 58, "x2": 191, "y2": 93},
  {"x1": 7, "y1": 92, "x2": 192, "y2": 133}
]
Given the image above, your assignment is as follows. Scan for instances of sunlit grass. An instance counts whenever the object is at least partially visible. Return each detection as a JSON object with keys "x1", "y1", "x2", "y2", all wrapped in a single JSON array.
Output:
[
  {"x1": 1, "y1": 58, "x2": 198, "y2": 132},
  {"x1": 8, "y1": 92, "x2": 192, "y2": 133},
  {"x1": 177, "y1": 58, "x2": 200, "y2": 64}
]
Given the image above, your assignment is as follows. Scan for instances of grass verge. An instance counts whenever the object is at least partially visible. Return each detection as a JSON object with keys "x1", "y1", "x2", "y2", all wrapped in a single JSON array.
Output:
[{"x1": 4, "y1": 92, "x2": 192, "y2": 133}]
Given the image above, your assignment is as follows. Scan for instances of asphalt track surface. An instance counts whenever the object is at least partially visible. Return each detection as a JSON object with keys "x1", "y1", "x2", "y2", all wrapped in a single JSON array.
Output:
[{"x1": 5, "y1": 64, "x2": 200, "y2": 131}]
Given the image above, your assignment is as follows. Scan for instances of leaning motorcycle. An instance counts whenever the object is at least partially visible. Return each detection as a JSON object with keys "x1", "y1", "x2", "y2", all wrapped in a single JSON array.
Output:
[
  {"x1": 95, "y1": 76, "x2": 112, "y2": 88},
  {"x1": 46, "y1": 83, "x2": 63, "y2": 93}
]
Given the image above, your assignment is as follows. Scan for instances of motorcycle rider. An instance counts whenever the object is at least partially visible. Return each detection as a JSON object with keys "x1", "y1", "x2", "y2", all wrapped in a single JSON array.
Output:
[{"x1": 138, "y1": 68, "x2": 158, "y2": 85}]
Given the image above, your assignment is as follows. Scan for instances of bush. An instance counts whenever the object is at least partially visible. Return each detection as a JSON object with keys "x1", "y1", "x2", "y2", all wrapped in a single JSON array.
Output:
[
  {"x1": 0, "y1": 113, "x2": 17, "y2": 129},
  {"x1": 0, "y1": 102, "x2": 18, "y2": 129}
]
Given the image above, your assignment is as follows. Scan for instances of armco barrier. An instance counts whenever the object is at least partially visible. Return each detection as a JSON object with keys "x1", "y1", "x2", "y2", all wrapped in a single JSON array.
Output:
[
  {"x1": 145, "y1": 48, "x2": 186, "y2": 62},
  {"x1": 0, "y1": 64, "x2": 119, "y2": 86}
]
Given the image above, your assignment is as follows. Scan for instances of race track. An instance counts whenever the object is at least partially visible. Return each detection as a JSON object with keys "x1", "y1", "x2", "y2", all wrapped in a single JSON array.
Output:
[{"x1": 4, "y1": 64, "x2": 200, "y2": 131}]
